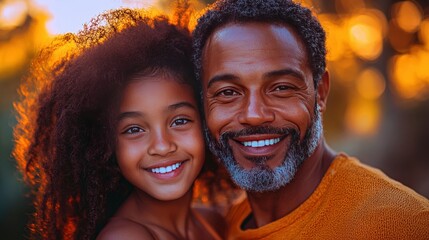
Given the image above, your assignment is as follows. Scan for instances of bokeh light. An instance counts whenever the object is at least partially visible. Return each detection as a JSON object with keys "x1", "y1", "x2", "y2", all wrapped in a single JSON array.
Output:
[
  {"x1": 320, "y1": 14, "x2": 349, "y2": 61},
  {"x1": 390, "y1": 46, "x2": 429, "y2": 100},
  {"x1": 391, "y1": 1, "x2": 423, "y2": 33},
  {"x1": 418, "y1": 18, "x2": 429, "y2": 47},
  {"x1": 345, "y1": 98, "x2": 381, "y2": 136},
  {"x1": 356, "y1": 68, "x2": 385, "y2": 100},
  {"x1": 0, "y1": 1, "x2": 28, "y2": 30},
  {"x1": 346, "y1": 10, "x2": 386, "y2": 61},
  {"x1": 2, "y1": 1, "x2": 429, "y2": 239}
]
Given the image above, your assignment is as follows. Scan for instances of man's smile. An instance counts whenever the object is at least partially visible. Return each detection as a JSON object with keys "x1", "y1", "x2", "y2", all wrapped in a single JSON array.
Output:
[
  {"x1": 227, "y1": 134, "x2": 290, "y2": 168},
  {"x1": 240, "y1": 137, "x2": 281, "y2": 148},
  {"x1": 233, "y1": 134, "x2": 287, "y2": 149}
]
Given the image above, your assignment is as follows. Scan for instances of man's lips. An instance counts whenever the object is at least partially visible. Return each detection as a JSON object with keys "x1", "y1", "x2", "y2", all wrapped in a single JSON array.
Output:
[
  {"x1": 234, "y1": 134, "x2": 285, "y2": 148},
  {"x1": 231, "y1": 134, "x2": 288, "y2": 156}
]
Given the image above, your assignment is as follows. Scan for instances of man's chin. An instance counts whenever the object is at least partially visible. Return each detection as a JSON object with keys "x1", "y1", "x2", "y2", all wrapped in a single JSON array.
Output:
[
  {"x1": 226, "y1": 162, "x2": 296, "y2": 193},
  {"x1": 232, "y1": 153, "x2": 287, "y2": 171}
]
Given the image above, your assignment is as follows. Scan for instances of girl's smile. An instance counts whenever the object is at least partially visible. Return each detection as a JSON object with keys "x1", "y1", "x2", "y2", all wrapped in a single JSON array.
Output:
[{"x1": 116, "y1": 75, "x2": 205, "y2": 201}]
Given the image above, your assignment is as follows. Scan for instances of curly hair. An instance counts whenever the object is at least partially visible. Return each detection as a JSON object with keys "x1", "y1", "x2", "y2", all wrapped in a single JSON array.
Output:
[
  {"x1": 192, "y1": 0, "x2": 327, "y2": 94},
  {"x1": 13, "y1": 7, "x2": 202, "y2": 240}
]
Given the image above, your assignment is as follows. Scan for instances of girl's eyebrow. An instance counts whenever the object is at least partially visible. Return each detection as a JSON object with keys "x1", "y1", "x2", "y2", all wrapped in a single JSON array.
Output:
[
  {"x1": 117, "y1": 102, "x2": 196, "y2": 121},
  {"x1": 167, "y1": 101, "x2": 197, "y2": 111},
  {"x1": 117, "y1": 111, "x2": 144, "y2": 121}
]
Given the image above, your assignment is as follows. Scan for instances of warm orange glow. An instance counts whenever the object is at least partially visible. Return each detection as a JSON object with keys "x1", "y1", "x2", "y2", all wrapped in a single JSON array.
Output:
[
  {"x1": 389, "y1": 48, "x2": 429, "y2": 100},
  {"x1": 418, "y1": 18, "x2": 429, "y2": 48},
  {"x1": 335, "y1": 0, "x2": 366, "y2": 13},
  {"x1": 356, "y1": 68, "x2": 385, "y2": 100},
  {"x1": 328, "y1": 57, "x2": 360, "y2": 84},
  {"x1": 0, "y1": 1, "x2": 27, "y2": 29},
  {"x1": 0, "y1": 37, "x2": 28, "y2": 77},
  {"x1": 320, "y1": 14, "x2": 350, "y2": 61},
  {"x1": 299, "y1": 0, "x2": 318, "y2": 11},
  {"x1": 392, "y1": 1, "x2": 422, "y2": 33},
  {"x1": 0, "y1": 8, "x2": 50, "y2": 79},
  {"x1": 345, "y1": 99, "x2": 381, "y2": 136},
  {"x1": 413, "y1": 47, "x2": 429, "y2": 83},
  {"x1": 347, "y1": 12, "x2": 384, "y2": 60},
  {"x1": 388, "y1": 20, "x2": 414, "y2": 53}
]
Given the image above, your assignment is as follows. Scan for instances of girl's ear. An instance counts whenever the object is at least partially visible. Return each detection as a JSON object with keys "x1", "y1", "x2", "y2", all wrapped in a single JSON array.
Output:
[{"x1": 316, "y1": 71, "x2": 330, "y2": 112}]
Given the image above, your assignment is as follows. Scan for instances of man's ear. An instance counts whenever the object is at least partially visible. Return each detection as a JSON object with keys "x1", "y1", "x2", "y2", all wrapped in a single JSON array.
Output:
[{"x1": 316, "y1": 71, "x2": 330, "y2": 112}]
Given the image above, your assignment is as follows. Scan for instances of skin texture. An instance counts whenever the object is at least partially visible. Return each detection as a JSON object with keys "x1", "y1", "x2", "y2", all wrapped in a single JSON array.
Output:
[
  {"x1": 98, "y1": 76, "x2": 224, "y2": 239},
  {"x1": 202, "y1": 22, "x2": 336, "y2": 228},
  {"x1": 116, "y1": 75, "x2": 204, "y2": 201}
]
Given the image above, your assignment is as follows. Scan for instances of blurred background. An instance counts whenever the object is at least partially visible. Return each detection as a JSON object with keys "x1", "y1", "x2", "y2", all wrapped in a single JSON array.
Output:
[{"x1": 1, "y1": 0, "x2": 428, "y2": 239}]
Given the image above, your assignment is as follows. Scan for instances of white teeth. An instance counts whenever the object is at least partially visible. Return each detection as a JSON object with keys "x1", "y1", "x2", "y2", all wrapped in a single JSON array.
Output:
[
  {"x1": 151, "y1": 162, "x2": 181, "y2": 174},
  {"x1": 242, "y1": 138, "x2": 280, "y2": 148}
]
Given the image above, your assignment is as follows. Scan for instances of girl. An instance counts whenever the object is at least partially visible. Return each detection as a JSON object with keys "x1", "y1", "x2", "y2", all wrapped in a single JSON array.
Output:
[{"x1": 13, "y1": 8, "x2": 226, "y2": 240}]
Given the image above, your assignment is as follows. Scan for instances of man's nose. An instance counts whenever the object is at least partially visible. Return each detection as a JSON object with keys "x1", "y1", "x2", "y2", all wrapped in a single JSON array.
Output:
[{"x1": 237, "y1": 92, "x2": 275, "y2": 126}]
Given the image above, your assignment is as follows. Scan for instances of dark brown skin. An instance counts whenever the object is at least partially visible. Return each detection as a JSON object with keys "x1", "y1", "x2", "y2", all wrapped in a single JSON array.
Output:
[
  {"x1": 97, "y1": 77, "x2": 224, "y2": 239},
  {"x1": 202, "y1": 22, "x2": 336, "y2": 228},
  {"x1": 98, "y1": 190, "x2": 225, "y2": 239}
]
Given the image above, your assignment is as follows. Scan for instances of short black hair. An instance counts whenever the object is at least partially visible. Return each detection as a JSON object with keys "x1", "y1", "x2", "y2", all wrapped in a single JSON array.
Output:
[{"x1": 193, "y1": 0, "x2": 326, "y2": 92}]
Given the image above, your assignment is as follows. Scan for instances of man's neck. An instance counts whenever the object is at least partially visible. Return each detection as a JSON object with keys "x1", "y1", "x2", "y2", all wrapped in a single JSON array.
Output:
[{"x1": 244, "y1": 140, "x2": 336, "y2": 228}]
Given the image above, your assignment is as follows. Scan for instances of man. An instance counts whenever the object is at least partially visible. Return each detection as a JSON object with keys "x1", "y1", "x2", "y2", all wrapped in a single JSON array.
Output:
[{"x1": 192, "y1": 0, "x2": 429, "y2": 239}]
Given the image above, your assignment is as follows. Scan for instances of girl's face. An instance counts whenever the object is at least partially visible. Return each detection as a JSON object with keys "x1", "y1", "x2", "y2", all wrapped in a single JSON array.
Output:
[{"x1": 116, "y1": 75, "x2": 204, "y2": 201}]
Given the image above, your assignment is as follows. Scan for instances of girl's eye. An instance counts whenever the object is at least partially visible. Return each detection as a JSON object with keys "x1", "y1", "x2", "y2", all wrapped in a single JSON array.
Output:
[
  {"x1": 171, "y1": 118, "x2": 190, "y2": 127},
  {"x1": 123, "y1": 126, "x2": 144, "y2": 134}
]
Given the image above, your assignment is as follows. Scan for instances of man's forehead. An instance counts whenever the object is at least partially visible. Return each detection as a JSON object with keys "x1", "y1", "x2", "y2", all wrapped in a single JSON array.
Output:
[
  {"x1": 203, "y1": 22, "x2": 303, "y2": 55},
  {"x1": 201, "y1": 21, "x2": 311, "y2": 88}
]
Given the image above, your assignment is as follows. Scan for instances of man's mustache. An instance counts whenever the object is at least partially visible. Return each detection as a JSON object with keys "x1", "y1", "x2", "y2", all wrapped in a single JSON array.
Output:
[{"x1": 219, "y1": 126, "x2": 299, "y2": 143}]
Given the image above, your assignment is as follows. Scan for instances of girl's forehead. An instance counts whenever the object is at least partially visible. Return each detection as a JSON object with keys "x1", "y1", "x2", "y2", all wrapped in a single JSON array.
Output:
[{"x1": 120, "y1": 77, "x2": 196, "y2": 107}]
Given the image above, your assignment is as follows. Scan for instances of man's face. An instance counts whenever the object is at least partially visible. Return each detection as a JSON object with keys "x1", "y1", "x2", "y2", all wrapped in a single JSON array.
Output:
[{"x1": 201, "y1": 22, "x2": 323, "y2": 192}]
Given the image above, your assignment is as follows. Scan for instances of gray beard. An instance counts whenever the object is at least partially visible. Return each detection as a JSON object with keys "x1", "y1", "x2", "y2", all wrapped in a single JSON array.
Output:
[{"x1": 205, "y1": 105, "x2": 323, "y2": 193}]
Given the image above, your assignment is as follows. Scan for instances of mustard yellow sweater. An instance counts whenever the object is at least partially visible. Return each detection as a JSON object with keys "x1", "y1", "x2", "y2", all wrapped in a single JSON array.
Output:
[{"x1": 226, "y1": 154, "x2": 429, "y2": 239}]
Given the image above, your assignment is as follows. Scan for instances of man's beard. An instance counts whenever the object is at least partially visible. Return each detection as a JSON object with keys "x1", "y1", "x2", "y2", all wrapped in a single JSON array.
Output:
[{"x1": 205, "y1": 105, "x2": 323, "y2": 193}]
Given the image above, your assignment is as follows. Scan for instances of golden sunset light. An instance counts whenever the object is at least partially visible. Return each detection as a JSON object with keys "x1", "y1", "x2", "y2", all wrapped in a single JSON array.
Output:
[
  {"x1": 31, "y1": 0, "x2": 158, "y2": 34},
  {"x1": 1, "y1": 1, "x2": 429, "y2": 239}
]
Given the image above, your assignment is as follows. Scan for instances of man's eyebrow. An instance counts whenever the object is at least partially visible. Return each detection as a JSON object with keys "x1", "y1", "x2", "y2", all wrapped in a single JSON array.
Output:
[
  {"x1": 263, "y1": 68, "x2": 305, "y2": 81},
  {"x1": 117, "y1": 111, "x2": 144, "y2": 121},
  {"x1": 207, "y1": 69, "x2": 306, "y2": 89},
  {"x1": 167, "y1": 101, "x2": 197, "y2": 111},
  {"x1": 207, "y1": 74, "x2": 239, "y2": 89}
]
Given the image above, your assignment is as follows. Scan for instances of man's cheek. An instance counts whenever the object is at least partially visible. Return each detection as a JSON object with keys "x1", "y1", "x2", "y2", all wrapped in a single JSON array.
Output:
[{"x1": 206, "y1": 110, "x2": 227, "y2": 138}]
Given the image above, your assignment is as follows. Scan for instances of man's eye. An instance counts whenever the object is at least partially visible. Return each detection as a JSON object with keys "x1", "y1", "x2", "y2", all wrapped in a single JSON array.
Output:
[
  {"x1": 124, "y1": 126, "x2": 144, "y2": 134},
  {"x1": 274, "y1": 85, "x2": 290, "y2": 91},
  {"x1": 218, "y1": 89, "x2": 239, "y2": 96},
  {"x1": 171, "y1": 118, "x2": 190, "y2": 127}
]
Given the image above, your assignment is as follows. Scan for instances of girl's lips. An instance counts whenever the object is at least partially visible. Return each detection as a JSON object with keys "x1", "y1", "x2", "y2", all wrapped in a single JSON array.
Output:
[
  {"x1": 144, "y1": 160, "x2": 185, "y2": 171},
  {"x1": 144, "y1": 160, "x2": 188, "y2": 180},
  {"x1": 148, "y1": 162, "x2": 182, "y2": 174}
]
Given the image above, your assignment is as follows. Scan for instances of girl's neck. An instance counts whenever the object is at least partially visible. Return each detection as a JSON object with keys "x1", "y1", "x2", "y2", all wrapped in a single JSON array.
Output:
[{"x1": 116, "y1": 188, "x2": 196, "y2": 238}]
